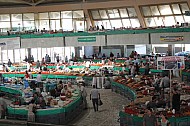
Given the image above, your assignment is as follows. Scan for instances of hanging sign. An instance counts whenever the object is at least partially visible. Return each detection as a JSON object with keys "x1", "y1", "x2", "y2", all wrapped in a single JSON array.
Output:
[
  {"x1": 160, "y1": 36, "x2": 183, "y2": 42},
  {"x1": 78, "y1": 37, "x2": 96, "y2": 42},
  {"x1": 157, "y1": 56, "x2": 185, "y2": 70}
]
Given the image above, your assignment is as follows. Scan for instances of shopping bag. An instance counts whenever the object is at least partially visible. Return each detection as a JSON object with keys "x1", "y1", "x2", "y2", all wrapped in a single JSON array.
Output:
[{"x1": 98, "y1": 99, "x2": 103, "y2": 106}]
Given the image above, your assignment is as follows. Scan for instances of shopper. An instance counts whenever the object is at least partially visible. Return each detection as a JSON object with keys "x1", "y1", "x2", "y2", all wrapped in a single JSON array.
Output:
[
  {"x1": 110, "y1": 52, "x2": 114, "y2": 58},
  {"x1": 143, "y1": 109, "x2": 157, "y2": 126},
  {"x1": 7, "y1": 59, "x2": 12, "y2": 67},
  {"x1": 129, "y1": 63, "x2": 135, "y2": 77},
  {"x1": 56, "y1": 54, "x2": 60, "y2": 63},
  {"x1": 0, "y1": 93, "x2": 7, "y2": 119},
  {"x1": 36, "y1": 72, "x2": 43, "y2": 92},
  {"x1": 117, "y1": 53, "x2": 120, "y2": 58},
  {"x1": 172, "y1": 88, "x2": 180, "y2": 112},
  {"x1": 160, "y1": 113, "x2": 170, "y2": 126},
  {"x1": 135, "y1": 62, "x2": 139, "y2": 75},
  {"x1": 79, "y1": 82, "x2": 88, "y2": 109},
  {"x1": 36, "y1": 60, "x2": 41, "y2": 69},
  {"x1": 90, "y1": 85, "x2": 100, "y2": 112},
  {"x1": 160, "y1": 75, "x2": 170, "y2": 97},
  {"x1": 144, "y1": 63, "x2": 150, "y2": 75},
  {"x1": 161, "y1": 75, "x2": 170, "y2": 89}
]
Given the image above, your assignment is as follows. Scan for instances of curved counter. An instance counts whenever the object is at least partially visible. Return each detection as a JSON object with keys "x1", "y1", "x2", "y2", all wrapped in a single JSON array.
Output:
[
  {"x1": 111, "y1": 81, "x2": 190, "y2": 126},
  {"x1": 0, "y1": 85, "x2": 82, "y2": 125}
]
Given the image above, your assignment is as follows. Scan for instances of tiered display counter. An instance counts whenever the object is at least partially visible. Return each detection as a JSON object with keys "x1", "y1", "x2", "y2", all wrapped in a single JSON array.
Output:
[
  {"x1": 0, "y1": 79, "x2": 83, "y2": 125},
  {"x1": 111, "y1": 81, "x2": 190, "y2": 126}
]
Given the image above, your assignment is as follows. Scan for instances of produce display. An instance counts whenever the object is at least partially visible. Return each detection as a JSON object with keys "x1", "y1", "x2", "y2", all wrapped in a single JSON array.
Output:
[
  {"x1": 112, "y1": 76, "x2": 190, "y2": 126},
  {"x1": 0, "y1": 80, "x2": 83, "y2": 125}
]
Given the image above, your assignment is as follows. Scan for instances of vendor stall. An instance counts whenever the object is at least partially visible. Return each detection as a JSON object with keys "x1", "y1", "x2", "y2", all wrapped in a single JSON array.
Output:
[
  {"x1": 0, "y1": 85, "x2": 82, "y2": 125},
  {"x1": 111, "y1": 77, "x2": 190, "y2": 126}
]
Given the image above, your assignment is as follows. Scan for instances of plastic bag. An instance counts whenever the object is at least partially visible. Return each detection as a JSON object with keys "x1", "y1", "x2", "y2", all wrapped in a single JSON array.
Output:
[{"x1": 98, "y1": 99, "x2": 103, "y2": 106}]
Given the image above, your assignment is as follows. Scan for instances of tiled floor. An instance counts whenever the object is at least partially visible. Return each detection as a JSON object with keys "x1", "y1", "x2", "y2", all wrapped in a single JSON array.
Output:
[
  {"x1": 1, "y1": 87, "x2": 130, "y2": 126},
  {"x1": 71, "y1": 88, "x2": 130, "y2": 126}
]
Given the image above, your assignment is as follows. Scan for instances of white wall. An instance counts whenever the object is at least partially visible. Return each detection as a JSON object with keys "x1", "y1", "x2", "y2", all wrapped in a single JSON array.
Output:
[
  {"x1": 21, "y1": 37, "x2": 64, "y2": 48},
  {"x1": 107, "y1": 34, "x2": 149, "y2": 45},
  {"x1": 0, "y1": 37, "x2": 20, "y2": 50}
]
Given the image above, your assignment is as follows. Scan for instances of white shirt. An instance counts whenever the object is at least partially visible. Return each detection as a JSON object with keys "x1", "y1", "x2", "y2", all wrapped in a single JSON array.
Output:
[
  {"x1": 130, "y1": 66, "x2": 135, "y2": 74},
  {"x1": 86, "y1": 61, "x2": 90, "y2": 68},
  {"x1": 90, "y1": 89, "x2": 99, "y2": 99},
  {"x1": 36, "y1": 74, "x2": 42, "y2": 82},
  {"x1": 80, "y1": 86, "x2": 87, "y2": 97},
  {"x1": 27, "y1": 63, "x2": 30, "y2": 71}
]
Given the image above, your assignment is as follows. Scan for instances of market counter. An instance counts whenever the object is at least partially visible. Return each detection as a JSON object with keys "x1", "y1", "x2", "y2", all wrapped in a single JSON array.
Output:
[
  {"x1": 0, "y1": 85, "x2": 83, "y2": 125},
  {"x1": 182, "y1": 71, "x2": 190, "y2": 81},
  {"x1": 7, "y1": 95, "x2": 82, "y2": 125},
  {"x1": 112, "y1": 81, "x2": 190, "y2": 126},
  {"x1": 111, "y1": 81, "x2": 136, "y2": 101},
  {"x1": 2, "y1": 73, "x2": 93, "y2": 80},
  {"x1": 119, "y1": 111, "x2": 190, "y2": 126}
]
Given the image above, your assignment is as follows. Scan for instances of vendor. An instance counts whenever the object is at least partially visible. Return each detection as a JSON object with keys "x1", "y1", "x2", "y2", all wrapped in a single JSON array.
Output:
[
  {"x1": 67, "y1": 81, "x2": 74, "y2": 90},
  {"x1": 43, "y1": 64, "x2": 48, "y2": 71},
  {"x1": 56, "y1": 81, "x2": 63, "y2": 96},
  {"x1": 32, "y1": 92, "x2": 39, "y2": 104},
  {"x1": 3, "y1": 64, "x2": 9, "y2": 72},
  {"x1": 61, "y1": 85, "x2": 72, "y2": 97},
  {"x1": 28, "y1": 99, "x2": 36, "y2": 122},
  {"x1": 39, "y1": 95, "x2": 46, "y2": 109}
]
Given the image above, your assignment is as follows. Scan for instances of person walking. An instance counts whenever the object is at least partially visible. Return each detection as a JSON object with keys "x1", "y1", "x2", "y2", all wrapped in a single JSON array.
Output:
[
  {"x1": 90, "y1": 85, "x2": 100, "y2": 112},
  {"x1": 79, "y1": 82, "x2": 88, "y2": 109}
]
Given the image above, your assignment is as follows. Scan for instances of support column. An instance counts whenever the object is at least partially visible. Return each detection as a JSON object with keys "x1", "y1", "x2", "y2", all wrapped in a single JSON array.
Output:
[
  {"x1": 27, "y1": 48, "x2": 31, "y2": 61},
  {"x1": 168, "y1": 45, "x2": 175, "y2": 56},
  {"x1": 74, "y1": 47, "x2": 80, "y2": 58},
  {"x1": 146, "y1": 45, "x2": 152, "y2": 55},
  {"x1": 121, "y1": 45, "x2": 124, "y2": 57},
  {"x1": 0, "y1": 47, "x2": 2, "y2": 64}
]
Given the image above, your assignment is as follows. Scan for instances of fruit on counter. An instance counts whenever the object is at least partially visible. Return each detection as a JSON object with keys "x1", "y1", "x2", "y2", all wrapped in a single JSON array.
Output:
[
  {"x1": 60, "y1": 96, "x2": 66, "y2": 101},
  {"x1": 125, "y1": 107, "x2": 139, "y2": 115}
]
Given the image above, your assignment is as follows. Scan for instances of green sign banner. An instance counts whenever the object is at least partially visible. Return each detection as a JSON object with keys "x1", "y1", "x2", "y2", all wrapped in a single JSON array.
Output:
[{"x1": 78, "y1": 37, "x2": 96, "y2": 42}]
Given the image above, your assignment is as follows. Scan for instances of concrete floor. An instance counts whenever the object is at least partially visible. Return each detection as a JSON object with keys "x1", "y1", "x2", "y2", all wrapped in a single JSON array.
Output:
[
  {"x1": 1, "y1": 87, "x2": 130, "y2": 126},
  {"x1": 70, "y1": 88, "x2": 130, "y2": 126}
]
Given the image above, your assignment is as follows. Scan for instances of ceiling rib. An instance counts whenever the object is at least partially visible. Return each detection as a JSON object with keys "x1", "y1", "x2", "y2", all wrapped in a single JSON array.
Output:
[
  {"x1": 11, "y1": 0, "x2": 34, "y2": 5},
  {"x1": 33, "y1": 0, "x2": 46, "y2": 6}
]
